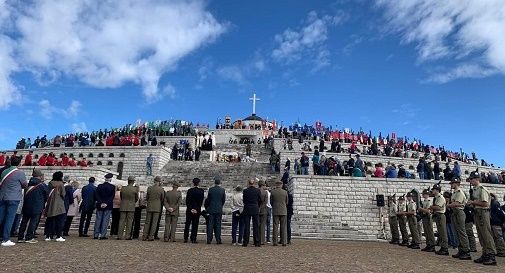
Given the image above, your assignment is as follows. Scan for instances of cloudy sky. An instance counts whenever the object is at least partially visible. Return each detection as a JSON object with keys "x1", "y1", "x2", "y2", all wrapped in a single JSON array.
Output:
[{"x1": 1, "y1": 0, "x2": 504, "y2": 166}]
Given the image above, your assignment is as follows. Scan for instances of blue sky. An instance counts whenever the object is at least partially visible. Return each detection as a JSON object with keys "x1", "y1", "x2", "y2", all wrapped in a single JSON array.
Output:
[{"x1": 0, "y1": 0, "x2": 504, "y2": 167}]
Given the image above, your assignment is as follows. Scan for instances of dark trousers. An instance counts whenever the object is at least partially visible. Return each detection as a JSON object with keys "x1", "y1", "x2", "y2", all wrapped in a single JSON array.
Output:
[
  {"x1": 231, "y1": 211, "x2": 244, "y2": 244},
  {"x1": 110, "y1": 208, "x2": 120, "y2": 236},
  {"x1": 243, "y1": 213, "x2": 259, "y2": 246},
  {"x1": 63, "y1": 216, "x2": 74, "y2": 236},
  {"x1": 153, "y1": 211, "x2": 162, "y2": 239},
  {"x1": 78, "y1": 211, "x2": 93, "y2": 235},
  {"x1": 184, "y1": 212, "x2": 200, "y2": 242},
  {"x1": 131, "y1": 207, "x2": 144, "y2": 239},
  {"x1": 287, "y1": 214, "x2": 293, "y2": 242},
  {"x1": 207, "y1": 213, "x2": 222, "y2": 243},
  {"x1": 45, "y1": 214, "x2": 66, "y2": 238},
  {"x1": 17, "y1": 213, "x2": 40, "y2": 241}
]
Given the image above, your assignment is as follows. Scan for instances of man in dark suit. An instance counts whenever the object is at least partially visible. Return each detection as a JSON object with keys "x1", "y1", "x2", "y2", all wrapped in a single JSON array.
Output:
[
  {"x1": 205, "y1": 176, "x2": 226, "y2": 244},
  {"x1": 242, "y1": 178, "x2": 262, "y2": 247},
  {"x1": 79, "y1": 177, "x2": 96, "y2": 237},
  {"x1": 184, "y1": 178, "x2": 204, "y2": 243},
  {"x1": 94, "y1": 173, "x2": 116, "y2": 240}
]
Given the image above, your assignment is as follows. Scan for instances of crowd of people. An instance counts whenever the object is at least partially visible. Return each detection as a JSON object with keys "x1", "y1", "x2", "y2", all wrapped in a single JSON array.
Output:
[
  {"x1": 0, "y1": 151, "x2": 91, "y2": 168},
  {"x1": 15, "y1": 120, "x2": 206, "y2": 150},
  {"x1": 287, "y1": 151, "x2": 505, "y2": 184},
  {"x1": 276, "y1": 123, "x2": 496, "y2": 167},
  {"x1": 0, "y1": 158, "x2": 294, "y2": 248},
  {"x1": 387, "y1": 173, "x2": 505, "y2": 266}
]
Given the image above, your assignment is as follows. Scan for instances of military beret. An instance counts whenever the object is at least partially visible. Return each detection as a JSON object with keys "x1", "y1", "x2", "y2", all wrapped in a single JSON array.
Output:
[
  {"x1": 127, "y1": 176, "x2": 136, "y2": 182},
  {"x1": 406, "y1": 192, "x2": 413, "y2": 197},
  {"x1": 468, "y1": 171, "x2": 480, "y2": 180},
  {"x1": 449, "y1": 177, "x2": 461, "y2": 184},
  {"x1": 154, "y1": 176, "x2": 162, "y2": 183},
  {"x1": 104, "y1": 173, "x2": 114, "y2": 179}
]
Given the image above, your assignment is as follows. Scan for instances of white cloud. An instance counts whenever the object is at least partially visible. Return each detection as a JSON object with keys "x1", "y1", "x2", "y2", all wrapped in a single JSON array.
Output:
[
  {"x1": 162, "y1": 84, "x2": 177, "y2": 100},
  {"x1": 272, "y1": 10, "x2": 346, "y2": 70},
  {"x1": 38, "y1": 99, "x2": 82, "y2": 119},
  {"x1": 377, "y1": 0, "x2": 505, "y2": 82},
  {"x1": 0, "y1": 0, "x2": 227, "y2": 109},
  {"x1": 217, "y1": 65, "x2": 249, "y2": 86},
  {"x1": 71, "y1": 122, "x2": 88, "y2": 133}
]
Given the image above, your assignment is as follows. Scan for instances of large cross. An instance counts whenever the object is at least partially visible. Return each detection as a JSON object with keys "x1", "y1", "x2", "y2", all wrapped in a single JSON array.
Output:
[{"x1": 249, "y1": 93, "x2": 260, "y2": 115}]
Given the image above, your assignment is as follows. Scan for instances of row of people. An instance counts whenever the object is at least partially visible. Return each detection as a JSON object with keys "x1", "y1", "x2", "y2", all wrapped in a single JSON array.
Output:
[{"x1": 387, "y1": 172, "x2": 505, "y2": 266}]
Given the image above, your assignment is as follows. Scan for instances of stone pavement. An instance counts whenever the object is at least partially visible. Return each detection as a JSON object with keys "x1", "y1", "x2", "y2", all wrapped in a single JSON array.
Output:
[{"x1": 1, "y1": 237, "x2": 504, "y2": 273}]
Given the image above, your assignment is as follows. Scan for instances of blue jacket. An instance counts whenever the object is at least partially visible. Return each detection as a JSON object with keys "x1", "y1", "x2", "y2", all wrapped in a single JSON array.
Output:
[
  {"x1": 64, "y1": 184, "x2": 75, "y2": 213},
  {"x1": 386, "y1": 168, "x2": 398, "y2": 178},
  {"x1": 80, "y1": 183, "x2": 97, "y2": 212},
  {"x1": 205, "y1": 185, "x2": 225, "y2": 214},
  {"x1": 95, "y1": 182, "x2": 116, "y2": 211},
  {"x1": 22, "y1": 177, "x2": 48, "y2": 215}
]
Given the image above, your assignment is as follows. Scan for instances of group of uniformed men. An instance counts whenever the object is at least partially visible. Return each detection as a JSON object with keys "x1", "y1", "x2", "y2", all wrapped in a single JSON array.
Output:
[{"x1": 387, "y1": 171, "x2": 502, "y2": 266}]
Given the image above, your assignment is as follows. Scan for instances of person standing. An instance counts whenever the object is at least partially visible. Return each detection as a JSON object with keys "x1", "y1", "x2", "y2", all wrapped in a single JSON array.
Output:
[
  {"x1": 163, "y1": 182, "x2": 181, "y2": 242},
  {"x1": 44, "y1": 172, "x2": 66, "y2": 242},
  {"x1": 271, "y1": 180, "x2": 288, "y2": 246},
  {"x1": 464, "y1": 201, "x2": 478, "y2": 252},
  {"x1": 397, "y1": 195, "x2": 409, "y2": 246},
  {"x1": 418, "y1": 189, "x2": 435, "y2": 252},
  {"x1": 146, "y1": 154, "x2": 154, "y2": 176},
  {"x1": 231, "y1": 186, "x2": 244, "y2": 246},
  {"x1": 242, "y1": 178, "x2": 261, "y2": 247},
  {"x1": 17, "y1": 169, "x2": 48, "y2": 243},
  {"x1": 387, "y1": 194, "x2": 400, "y2": 245},
  {"x1": 258, "y1": 181, "x2": 268, "y2": 245},
  {"x1": 131, "y1": 189, "x2": 146, "y2": 239},
  {"x1": 0, "y1": 156, "x2": 27, "y2": 246},
  {"x1": 403, "y1": 192, "x2": 420, "y2": 249},
  {"x1": 94, "y1": 173, "x2": 115, "y2": 240},
  {"x1": 467, "y1": 171, "x2": 497, "y2": 265},
  {"x1": 447, "y1": 177, "x2": 471, "y2": 260},
  {"x1": 63, "y1": 181, "x2": 81, "y2": 237},
  {"x1": 430, "y1": 182, "x2": 449, "y2": 255},
  {"x1": 143, "y1": 176, "x2": 165, "y2": 241},
  {"x1": 110, "y1": 185, "x2": 122, "y2": 238},
  {"x1": 205, "y1": 176, "x2": 226, "y2": 244},
  {"x1": 184, "y1": 178, "x2": 204, "y2": 243},
  {"x1": 489, "y1": 193, "x2": 505, "y2": 257},
  {"x1": 79, "y1": 177, "x2": 96, "y2": 237},
  {"x1": 117, "y1": 176, "x2": 138, "y2": 240},
  {"x1": 285, "y1": 184, "x2": 294, "y2": 245}
]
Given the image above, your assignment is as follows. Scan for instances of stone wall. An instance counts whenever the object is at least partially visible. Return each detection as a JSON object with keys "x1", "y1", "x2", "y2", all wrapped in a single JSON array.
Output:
[
  {"x1": 18, "y1": 166, "x2": 124, "y2": 186},
  {"x1": 291, "y1": 175, "x2": 505, "y2": 240},
  {"x1": 4, "y1": 146, "x2": 171, "y2": 180}
]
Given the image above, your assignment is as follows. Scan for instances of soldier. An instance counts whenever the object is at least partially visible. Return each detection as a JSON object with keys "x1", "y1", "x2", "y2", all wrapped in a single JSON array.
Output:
[
  {"x1": 205, "y1": 176, "x2": 226, "y2": 244},
  {"x1": 463, "y1": 197, "x2": 478, "y2": 252},
  {"x1": 271, "y1": 180, "x2": 288, "y2": 246},
  {"x1": 142, "y1": 176, "x2": 165, "y2": 241},
  {"x1": 402, "y1": 192, "x2": 420, "y2": 249},
  {"x1": 258, "y1": 181, "x2": 268, "y2": 245},
  {"x1": 117, "y1": 176, "x2": 139, "y2": 240},
  {"x1": 467, "y1": 171, "x2": 497, "y2": 265},
  {"x1": 397, "y1": 195, "x2": 409, "y2": 246},
  {"x1": 447, "y1": 177, "x2": 471, "y2": 260},
  {"x1": 387, "y1": 194, "x2": 400, "y2": 244},
  {"x1": 429, "y1": 181, "x2": 449, "y2": 255},
  {"x1": 163, "y1": 182, "x2": 181, "y2": 242},
  {"x1": 418, "y1": 188, "x2": 435, "y2": 252}
]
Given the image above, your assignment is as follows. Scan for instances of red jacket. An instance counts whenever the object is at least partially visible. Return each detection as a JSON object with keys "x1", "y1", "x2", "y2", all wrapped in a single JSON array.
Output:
[
  {"x1": 0, "y1": 154, "x2": 5, "y2": 166},
  {"x1": 24, "y1": 154, "x2": 33, "y2": 166},
  {"x1": 79, "y1": 160, "x2": 87, "y2": 167},
  {"x1": 68, "y1": 159, "x2": 77, "y2": 167},
  {"x1": 45, "y1": 155, "x2": 55, "y2": 166},
  {"x1": 62, "y1": 156, "x2": 69, "y2": 166},
  {"x1": 38, "y1": 155, "x2": 47, "y2": 166}
]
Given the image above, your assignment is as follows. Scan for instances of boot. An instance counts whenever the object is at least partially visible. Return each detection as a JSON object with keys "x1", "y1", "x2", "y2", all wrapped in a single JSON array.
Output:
[
  {"x1": 435, "y1": 248, "x2": 449, "y2": 256},
  {"x1": 410, "y1": 244, "x2": 420, "y2": 249},
  {"x1": 474, "y1": 255, "x2": 486, "y2": 264},
  {"x1": 421, "y1": 245, "x2": 435, "y2": 252},
  {"x1": 389, "y1": 240, "x2": 399, "y2": 244},
  {"x1": 399, "y1": 240, "x2": 409, "y2": 246},
  {"x1": 483, "y1": 255, "x2": 497, "y2": 266},
  {"x1": 452, "y1": 251, "x2": 462, "y2": 258},
  {"x1": 458, "y1": 252, "x2": 471, "y2": 260}
]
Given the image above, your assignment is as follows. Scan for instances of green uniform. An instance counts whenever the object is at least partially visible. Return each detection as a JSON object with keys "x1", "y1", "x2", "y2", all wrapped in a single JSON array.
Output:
[
  {"x1": 388, "y1": 202, "x2": 400, "y2": 242},
  {"x1": 258, "y1": 188, "x2": 268, "y2": 244},
  {"x1": 421, "y1": 198, "x2": 435, "y2": 247},
  {"x1": 432, "y1": 192, "x2": 448, "y2": 249},
  {"x1": 472, "y1": 185, "x2": 496, "y2": 256},
  {"x1": 117, "y1": 184, "x2": 139, "y2": 240},
  {"x1": 270, "y1": 186, "x2": 288, "y2": 246},
  {"x1": 143, "y1": 185, "x2": 165, "y2": 240},
  {"x1": 163, "y1": 189, "x2": 181, "y2": 242},
  {"x1": 407, "y1": 200, "x2": 420, "y2": 244},
  {"x1": 397, "y1": 201, "x2": 409, "y2": 243},
  {"x1": 450, "y1": 189, "x2": 470, "y2": 252}
]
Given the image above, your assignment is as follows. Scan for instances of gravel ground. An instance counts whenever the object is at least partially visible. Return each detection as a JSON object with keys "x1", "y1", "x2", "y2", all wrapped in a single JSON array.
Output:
[{"x1": 1, "y1": 236, "x2": 504, "y2": 273}]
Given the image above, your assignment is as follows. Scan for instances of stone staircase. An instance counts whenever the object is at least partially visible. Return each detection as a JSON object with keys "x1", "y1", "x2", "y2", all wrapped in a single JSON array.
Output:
[
  {"x1": 214, "y1": 143, "x2": 273, "y2": 163},
  {"x1": 293, "y1": 214, "x2": 376, "y2": 241}
]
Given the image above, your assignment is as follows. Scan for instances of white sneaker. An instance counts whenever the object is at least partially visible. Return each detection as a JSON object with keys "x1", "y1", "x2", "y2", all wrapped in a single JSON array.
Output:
[
  {"x1": 55, "y1": 237, "x2": 66, "y2": 242},
  {"x1": 45, "y1": 237, "x2": 52, "y2": 241},
  {"x1": 1, "y1": 240, "x2": 16, "y2": 247},
  {"x1": 26, "y1": 239, "x2": 38, "y2": 244}
]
